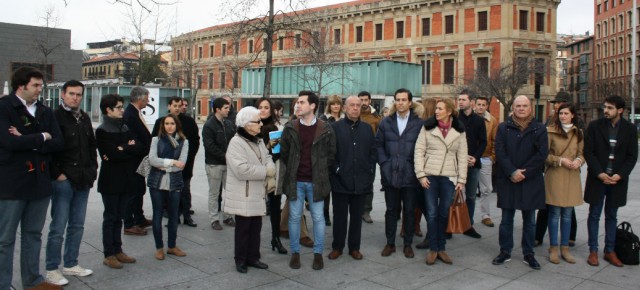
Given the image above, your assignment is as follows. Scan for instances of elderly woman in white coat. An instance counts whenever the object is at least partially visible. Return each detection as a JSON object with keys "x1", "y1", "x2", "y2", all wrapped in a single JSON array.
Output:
[
  {"x1": 223, "y1": 106, "x2": 276, "y2": 274},
  {"x1": 414, "y1": 98, "x2": 468, "y2": 266}
]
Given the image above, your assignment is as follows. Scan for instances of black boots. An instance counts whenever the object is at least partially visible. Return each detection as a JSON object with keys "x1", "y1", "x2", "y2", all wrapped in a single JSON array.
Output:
[{"x1": 271, "y1": 237, "x2": 288, "y2": 254}]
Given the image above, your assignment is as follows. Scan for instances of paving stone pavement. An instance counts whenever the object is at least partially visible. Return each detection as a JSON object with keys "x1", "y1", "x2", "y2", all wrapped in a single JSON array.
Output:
[{"x1": 9, "y1": 132, "x2": 640, "y2": 289}]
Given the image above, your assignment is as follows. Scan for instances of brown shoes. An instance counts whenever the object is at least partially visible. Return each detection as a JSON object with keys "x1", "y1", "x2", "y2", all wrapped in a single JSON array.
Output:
[
  {"x1": 155, "y1": 249, "x2": 165, "y2": 260},
  {"x1": 115, "y1": 252, "x2": 136, "y2": 263},
  {"x1": 223, "y1": 218, "x2": 236, "y2": 227},
  {"x1": 481, "y1": 218, "x2": 495, "y2": 227},
  {"x1": 328, "y1": 249, "x2": 342, "y2": 260},
  {"x1": 26, "y1": 281, "x2": 63, "y2": 290},
  {"x1": 300, "y1": 237, "x2": 314, "y2": 248},
  {"x1": 168, "y1": 247, "x2": 187, "y2": 257},
  {"x1": 139, "y1": 218, "x2": 152, "y2": 228},
  {"x1": 437, "y1": 251, "x2": 452, "y2": 264},
  {"x1": 549, "y1": 246, "x2": 560, "y2": 264},
  {"x1": 587, "y1": 251, "x2": 599, "y2": 266},
  {"x1": 560, "y1": 246, "x2": 576, "y2": 264},
  {"x1": 312, "y1": 253, "x2": 324, "y2": 270},
  {"x1": 290, "y1": 253, "x2": 301, "y2": 269},
  {"x1": 349, "y1": 250, "x2": 363, "y2": 260},
  {"x1": 425, "y1": 251, "x2": 438, "y2": 265},
  {"x1": 403, "y1": 245, "x2": 415, "y2": 258},
  {"x1": 604, "y1": 251, "x2": 624, "y2": 267},
  {"x1": 103, "y1": 256, "x2": 123, "y2": 269},
  {"x1": 381, "y1": 244, "x2": 396, "y2": 257},
  {"x1": 124, "y1": 225, "x2": 147, "y2": 236}
]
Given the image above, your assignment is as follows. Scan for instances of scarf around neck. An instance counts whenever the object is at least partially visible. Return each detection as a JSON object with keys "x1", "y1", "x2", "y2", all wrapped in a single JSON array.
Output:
[{"x1": 512, "y1": 114, "x2": 534, "y2": 131}]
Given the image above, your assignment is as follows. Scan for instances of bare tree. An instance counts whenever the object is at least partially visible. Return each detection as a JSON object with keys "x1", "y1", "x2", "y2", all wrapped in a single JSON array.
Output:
[
  {"x1": 216, "y1": 22, "x2": 265, "y2": 97},
  {"x1": 34, "y1": 4, "x2": 63, "y2": 106},
  {"x1": 169, "y1": 35, "x2": 201, "y2": 116},
  {"x1": 63, "y1": 0, "x2": 177, "y2": 13}
]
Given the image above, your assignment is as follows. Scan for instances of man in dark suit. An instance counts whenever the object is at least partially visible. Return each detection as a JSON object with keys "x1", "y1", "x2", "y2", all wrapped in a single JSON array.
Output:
[
  {"x1": 151, "y1": 96, "x2": 200, "y2": 227},
  {"x1": 122, "y1": 86, "x2": 152, "y2": 235},
  {"x1": 584, "y1": 95, "x2": 638, "y2": 267},
  {"x1": 0, "y1": 67, "x2": 64, "y2": 290}
]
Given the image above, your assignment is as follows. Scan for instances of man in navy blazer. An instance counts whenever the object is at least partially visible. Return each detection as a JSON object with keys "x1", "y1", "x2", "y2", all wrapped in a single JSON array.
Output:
[
  {"x1": 122, "y1": 86, "x2": 152, "y2": 235},
  {"x1": 0, "y1": 67, "x2": 64, "y2": 290}
]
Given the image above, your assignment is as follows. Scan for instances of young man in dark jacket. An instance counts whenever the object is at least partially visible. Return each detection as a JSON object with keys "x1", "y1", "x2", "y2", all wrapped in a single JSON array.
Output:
[
  {"x1": 376, "y1": 88, "x2": 423, "y2": 259},
  {"x1": 45, "y1": 80, "x2": 98, "y2": 286},
  {"x1": 203, "y1": 97, "x2": 236, "y2": 230},
  {"x1": 280, "y1": 91, "x2": 336, "y2": 270},
  {"x1": 328, "y1": 96, "x2": 376, "y2": 261},
  {"x1": 584, "y1": 95, "x2": 638, "y2": 267},
  {"x1": 0, "y1": 67, "x2": 64, "y2": 290}
]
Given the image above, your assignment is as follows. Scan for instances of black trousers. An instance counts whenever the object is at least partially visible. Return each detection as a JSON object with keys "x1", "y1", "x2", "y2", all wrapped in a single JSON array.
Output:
[
  {"x1": 384, "y1": 187, "x2": 416, "y2": 246},
  {"x1": 234, "y1": 215, "x2": 262, "y2": 266},
  {"x1": 331, "y1": 192, "x2": 365, "y2": 251},
  {"x1": 535, "y1": 206, "x2": 577, "y2": 242},
  {"x1": 180, "y1": 177, "x2": 193, "y2": 217},
  {"x1": 101, "y1": 193, "x2": 128, "y2": 257},
  {"x1": 124, "y1": 175, "x2": 146, "y2": 228},
  {"x1": 267, "y1": 192, "x2": 282, "y2": 238}
]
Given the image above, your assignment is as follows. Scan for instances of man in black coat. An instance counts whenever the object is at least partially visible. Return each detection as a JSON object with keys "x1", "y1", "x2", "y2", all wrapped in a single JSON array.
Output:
[
  {"x1": 122, "y1": 86, "x2": 152, "y2": 235},
  {"x1": 584, "y1": 95, "x2": 638, "y2": 267},
  {"x1": 0, "y1": 67, "x2": 64, "y2": 290},
  {"x1": 152, "y1": 97, "x2": 200, "y2": 226},
  {"x1": 327, "y1": 96, "x2": 376, "y2": 261},
  {"x1": 457, "y1": 89, "x2": 487, "y2": 239}
]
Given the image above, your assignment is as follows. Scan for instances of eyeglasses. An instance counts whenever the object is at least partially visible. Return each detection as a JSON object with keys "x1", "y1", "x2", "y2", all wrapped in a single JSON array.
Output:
[
  {"x1": 114, "y1": 105, "x2": 124, "y2": 110},
  {"x1": 248, "y1": 120, "x2": 262, "y2": 124}
]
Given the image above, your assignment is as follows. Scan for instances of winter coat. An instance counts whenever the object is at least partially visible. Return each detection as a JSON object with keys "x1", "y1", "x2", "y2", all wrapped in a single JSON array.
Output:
[
  {"x1": 0, "y1": 94, "x2": 64, "y2": 200},
  {"x1": 359, "y1": 106, "x2": 381, "y2": 135},
  {"x1": 279, "y1": 118, "x2": 336, "y2": 202},
  {"x1": 481, "y1": 111, "x2": 498, "y2": 162},
  {"x1": 544, "y1": 125, "x2": 584, "y2": 207},
  {"x1": 123, "y1": 104, "x2": 151, "y2": 159},
  {"x1": 494, "y1": 117, "x2": 548, "y2": 210},
  {"x1": 330, "y1": 118, "x2": 376, "y2": 195},
  {"x1": 51, "y1": 107, "x2": 98, "y2": 190},
  {"x1": 152, "y1": 113, "x2": 200, "y2": 179},
  {"x1": 414, "y1": 116, "x2": 468, "y2": 184},
  {"x1": 458, "y1": 110, "x2": 487, "y2": 169},
  {"x1": 223, "y1": 128, "x2": 275, "y2": 217},
  {"x1": 376, "y1": 102, "x2": 424, "y2": 189},
  {"x1": 147, "y1": 136, "x2": 188, "y2": 192},
  {"x1": 583, "y1": 117, "x2": 638, "y2": 208},
  {"x1": 202, "y1": 115, "x2": 235, "y2": 165}
]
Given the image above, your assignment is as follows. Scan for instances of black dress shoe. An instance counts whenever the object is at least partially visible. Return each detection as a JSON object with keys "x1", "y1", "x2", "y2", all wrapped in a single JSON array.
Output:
[
  {"x1": 236, "y1": 264, "x2": 248, "y2": 273},
  {"x1": 463, "y1": 227, "x2": 482, "y2": 239},
  {"x1": 183, "y1": 216, "x2": 197, "y2": 227},
  {"x1": 248, "y1": 260, "x2": 269, "y2": 269}
]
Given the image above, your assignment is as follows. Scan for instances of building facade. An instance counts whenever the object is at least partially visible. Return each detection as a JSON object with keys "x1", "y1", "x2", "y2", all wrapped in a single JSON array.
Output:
[
  {"x1": 171, "y1": 0, "x2": 561, "y2": 118},
  {"x1": 563, "y1": 35, "x2": 594, "y2": 122}
]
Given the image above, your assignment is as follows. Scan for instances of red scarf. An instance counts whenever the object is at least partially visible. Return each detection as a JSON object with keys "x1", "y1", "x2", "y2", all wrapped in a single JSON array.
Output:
[{"x1": 437, "y1": 118, "x2": 451, "y2": 138}]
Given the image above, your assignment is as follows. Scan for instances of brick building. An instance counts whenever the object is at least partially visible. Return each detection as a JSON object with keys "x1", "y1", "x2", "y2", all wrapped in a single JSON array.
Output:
[{"x1": 171, "y1": 0, "x2": 561, "y2": 118}]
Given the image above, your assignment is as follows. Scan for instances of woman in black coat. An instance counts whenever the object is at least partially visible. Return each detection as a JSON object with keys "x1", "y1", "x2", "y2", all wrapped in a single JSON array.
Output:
[{"x1": 96, "y1": 94, "x2": 145, "y2": 269}]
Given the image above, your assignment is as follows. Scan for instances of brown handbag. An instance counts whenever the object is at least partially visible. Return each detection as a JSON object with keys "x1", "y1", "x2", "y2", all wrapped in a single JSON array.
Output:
[{"x1": 446, "y1": 187, "x2": 472, "y2": 234}]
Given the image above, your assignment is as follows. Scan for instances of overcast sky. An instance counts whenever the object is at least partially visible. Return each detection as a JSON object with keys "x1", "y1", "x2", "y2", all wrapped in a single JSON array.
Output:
[{"x1": 4, "y1": 0, "x2": 593, "y2": 50}]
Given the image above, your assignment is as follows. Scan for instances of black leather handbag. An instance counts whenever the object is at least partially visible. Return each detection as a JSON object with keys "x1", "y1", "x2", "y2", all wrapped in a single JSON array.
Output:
[{"x1": 615, "y1": 222, "x2": 640, "y2": 265}]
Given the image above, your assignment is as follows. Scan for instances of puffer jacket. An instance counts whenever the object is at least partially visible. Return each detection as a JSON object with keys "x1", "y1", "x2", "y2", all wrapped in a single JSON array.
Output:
[
  {"x1": 414, "y1": 116, "x2": 468, "y2": 184},
  {"x1": 223, "y1": 128, "x2": 275, "y2": 217}
]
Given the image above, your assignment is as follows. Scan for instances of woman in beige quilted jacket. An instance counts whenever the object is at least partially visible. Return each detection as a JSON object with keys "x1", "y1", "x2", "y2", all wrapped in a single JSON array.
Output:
[{"x1": 414, "y1": 98, "x2": 468, "y2": 266}]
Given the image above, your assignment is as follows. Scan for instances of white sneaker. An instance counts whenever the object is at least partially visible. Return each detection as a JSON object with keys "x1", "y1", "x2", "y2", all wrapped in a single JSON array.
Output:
[
  {"x1": 62, "y1": 265, "x2": 93, "y2": 277},
  {"x1": 46, "y1": 270, "x2": 69, "y2": 286}
]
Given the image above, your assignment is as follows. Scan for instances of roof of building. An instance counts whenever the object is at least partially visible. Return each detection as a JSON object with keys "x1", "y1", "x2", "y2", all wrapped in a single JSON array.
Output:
[{"x1": 83, "y1": 52, "x2": 139, "y2": 64}]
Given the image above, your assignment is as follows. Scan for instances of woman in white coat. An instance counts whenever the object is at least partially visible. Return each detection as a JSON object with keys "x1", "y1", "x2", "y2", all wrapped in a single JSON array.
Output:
[{"x1": 223, "y1": 106, "x2": 276, "y2": 274}]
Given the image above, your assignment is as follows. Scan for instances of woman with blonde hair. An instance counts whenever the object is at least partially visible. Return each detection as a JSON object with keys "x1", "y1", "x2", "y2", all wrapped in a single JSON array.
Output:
[{"x1": 414, "y1": 98, "x2": 467, "y2": 265}]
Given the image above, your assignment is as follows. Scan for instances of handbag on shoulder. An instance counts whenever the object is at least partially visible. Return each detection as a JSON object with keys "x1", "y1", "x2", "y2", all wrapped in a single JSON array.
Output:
[
  {"x1": 136, "y1": 155, "x2": 150, "y2": 177},
  {"x1": 446, "y1": 188, "x2": 472, "y2": 234},
  {"x1": 615, "y1": 222, "x2": 640, "y2": 265}
]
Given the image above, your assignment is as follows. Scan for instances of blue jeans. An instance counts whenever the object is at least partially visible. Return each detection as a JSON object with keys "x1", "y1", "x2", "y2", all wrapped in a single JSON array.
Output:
[
  {"x1": 424, "y1": 176, "x2": 454, "y2": 251},
  {"x1": 499, "y1": 208, "x2": 535, "y2": 256},
  {"x1": 150, "y1": 188, "x2": 181, "y2": 249},
  {"x1": 547, "y1": 205, "x2": 573, "y2": 246},
  {"x1": 289, "y1": 182, "x2": 325, "y2": 254},
  {"x1": 0, "y1": 197, "x2": 50, "y2": 289},
  {"x1": 46, "y1": 180, "x2": 90, "y2": 270},
  {"x1": 587, "y1": 187, "x2": 618, "y2": 253},
  {"x1": 465, "y1": 167, "x2": 480, "y2": 225}
]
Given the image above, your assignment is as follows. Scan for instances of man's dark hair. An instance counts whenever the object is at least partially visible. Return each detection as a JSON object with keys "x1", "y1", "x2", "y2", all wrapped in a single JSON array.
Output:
[
  {"x1": 100, "y1": 94, "x2": 124, "y2": 115},
  {"x1": 604, "y1": 95, "x2": 626, "y2": 110},
  {"x1": 212, "y1": 97, "x2": 230, "y2": 112},
  {"x1": 394, "y1": 88, "x2": 413, "y2": 102},
  {"x1": 168, "y1": 96, "x2": 182, "y2": 105},
  {"x1": 357, "y1": 91, "x2": 371, "y2": 100},
  {"x1": 299, "y1": 90, "x2": 319, "y2": 113},
  {"x1": 62, "y1": 80, "x2": 84, "y2": 93},
  {"x1": 272, "y1": 100, "x2": 283, "y2": 111},
  {"x1": 11, "y1": 67, "x2": 44, "y2": 92},
  {"x1": 181, "y1": 97, "x2": 189, "y2": 104},
  {"x1": 476, "y1": 96, "x2": 489, "y2": 104},
  {"x1": 459, "y1": 88, "x2": 476, "y2": 100}
]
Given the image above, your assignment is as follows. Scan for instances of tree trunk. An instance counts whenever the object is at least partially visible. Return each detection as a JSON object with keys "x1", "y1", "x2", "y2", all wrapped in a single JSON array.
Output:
[{"x1": 262, "y1": 0, "x2": 274, "y2": 99}]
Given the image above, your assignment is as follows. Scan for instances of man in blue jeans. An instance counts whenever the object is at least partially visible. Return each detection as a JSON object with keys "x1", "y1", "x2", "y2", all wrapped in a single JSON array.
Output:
[
  {"x1": 45, "y1": 80, "x2": 98, "y2": 286},
  {"x1": 280, "y1": 91, "x2": 336, "y2": 270},
  {"x1": 583, "y1": 95, "x2": 638, "y2": 267},
  {"x1": 492, "y1": 96, "x2": 548, "y2": 270},
  {"x1": 0, "y1": 67, "x2": 64, "y2": 290}
]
